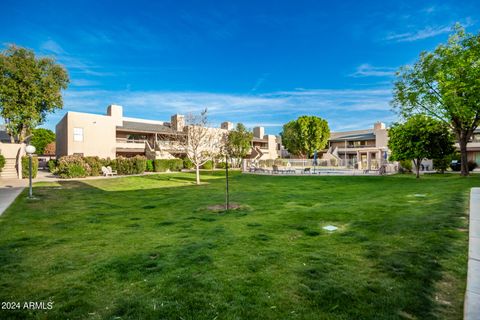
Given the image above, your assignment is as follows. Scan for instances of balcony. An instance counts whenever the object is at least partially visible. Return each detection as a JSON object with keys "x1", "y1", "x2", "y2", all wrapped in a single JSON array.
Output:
[{"x1": 116, "y1": 138, "x2": 147, "y2": 150}]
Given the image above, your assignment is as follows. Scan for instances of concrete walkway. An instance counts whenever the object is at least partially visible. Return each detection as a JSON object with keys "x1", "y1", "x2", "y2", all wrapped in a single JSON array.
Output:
[
  {"x1": 0, "y1": 178, "x2": 27, "y2": 216},
  {"x1": 465, "y1": 188, "x2": 480, "y2": 319}
]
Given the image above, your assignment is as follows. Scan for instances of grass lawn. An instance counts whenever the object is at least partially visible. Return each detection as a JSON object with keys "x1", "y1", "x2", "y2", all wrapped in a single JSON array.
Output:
[{"x1": 0, "y1": 172, "x2": 477, "y2": 319}]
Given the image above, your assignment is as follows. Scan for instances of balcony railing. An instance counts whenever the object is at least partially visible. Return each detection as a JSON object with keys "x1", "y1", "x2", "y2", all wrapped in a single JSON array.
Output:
[{"x1": 116, "y1": 138, "x2": 148, "y2": 144}]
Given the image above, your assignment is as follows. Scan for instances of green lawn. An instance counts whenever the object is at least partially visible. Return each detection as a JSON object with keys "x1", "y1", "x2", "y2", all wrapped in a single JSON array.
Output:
[{"x1": 0, "y1": 172, "x2": 477, "y2": 319}]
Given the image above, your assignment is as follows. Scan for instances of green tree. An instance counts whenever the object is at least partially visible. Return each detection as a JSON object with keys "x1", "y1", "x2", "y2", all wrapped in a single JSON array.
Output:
[
  {"x1": 226, "y1": 123, "x2": 253, "y2": 167},
  {"x1": 392, "y1": 24, "x2": 480, "y2": 176},
  {"x1": 388, "y1": 115, "x2": 455, "y2": 178},
  {"x1": 0, "y1": 45, "x2": 69, "y2": 143},
  {"x1": 30, "y1": 128, "x2": 55, "y2": 155},
  {"x1": 280, "y1": 115, "x2": 330, "y2": 158}
]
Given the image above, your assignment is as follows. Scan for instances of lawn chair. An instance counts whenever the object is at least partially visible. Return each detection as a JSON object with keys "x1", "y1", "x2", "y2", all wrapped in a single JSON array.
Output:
[
  {"x1": 303, "y1": 167, "x2": 311, "y2": 174},
  {"x1": 107, "y1": 166, "x2": 117, "y2": 175},
  {"x1": 101, "y1": 166, "x2": 113, "y2": 176}
]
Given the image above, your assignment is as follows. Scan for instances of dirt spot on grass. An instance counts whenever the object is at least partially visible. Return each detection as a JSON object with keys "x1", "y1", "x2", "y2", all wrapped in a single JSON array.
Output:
[{"x1": 207, "y1": 203, "x2": 243, "y2": 212}]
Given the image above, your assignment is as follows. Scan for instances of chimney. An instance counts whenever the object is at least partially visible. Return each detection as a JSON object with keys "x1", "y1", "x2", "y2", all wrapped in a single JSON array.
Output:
[
  {"x1": 171, "y1": 114, "x2": 185, "y2": 132},
  {"x1": 107, "y1": 104, "x2": 123, "y2": 126},
  {"x1": 253, "y1": 126, "x2": 264, "y2": 139},
  {"x1": 373, "y1": 122, "x2": 386, "y2": 131},
  {"x1": 221, "y1": 121, "x2": 233, "y2": 130}
]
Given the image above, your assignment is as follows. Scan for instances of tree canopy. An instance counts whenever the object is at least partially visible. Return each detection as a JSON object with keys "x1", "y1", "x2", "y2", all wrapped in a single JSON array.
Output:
[
  {"x1": 30, "y1": 128, "x2": 55, "y2": 155},
  {"x1": 280, "y1": 115, "x2": 330, "y2": 158},
  {"x1": 226, "y1": 123, "x2": 253, "y2": 166},
  {"x1": 0, "y1": 45, "x2": 69, "y2": 143},
  {"x1": 392, "y1": 24, "x2": 480, "y2": 176},
  {"x1": 388, "y1": 115, "x2": 455, "y2": 178}
]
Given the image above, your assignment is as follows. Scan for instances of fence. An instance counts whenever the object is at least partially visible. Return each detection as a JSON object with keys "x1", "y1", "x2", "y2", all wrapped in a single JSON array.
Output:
[{"x1": 242, "y1": 158, "x2": 398, "y2": 175}]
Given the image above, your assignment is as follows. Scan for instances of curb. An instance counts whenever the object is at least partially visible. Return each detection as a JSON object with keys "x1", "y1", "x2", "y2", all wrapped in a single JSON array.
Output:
[{"x1": 465, "y1": 188, "x2": 480, "y2": 319}]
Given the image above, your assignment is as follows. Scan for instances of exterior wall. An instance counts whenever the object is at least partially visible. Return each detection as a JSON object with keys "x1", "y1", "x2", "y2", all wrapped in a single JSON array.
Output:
[
  {"x1": 55, "y1": 114, "x2": 68, "y2": 158},
  {"x1": 374, "y1": 127, "x2": 389, "y2": 148},
  {"x1": 56, "y1": 112, "x2": 117, "y2": 159}
]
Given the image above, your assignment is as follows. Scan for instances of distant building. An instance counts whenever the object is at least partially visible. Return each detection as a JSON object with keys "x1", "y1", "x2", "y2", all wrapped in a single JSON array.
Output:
[{"x1": 55, "y1": 105, "x2": 280, "y2": 160}]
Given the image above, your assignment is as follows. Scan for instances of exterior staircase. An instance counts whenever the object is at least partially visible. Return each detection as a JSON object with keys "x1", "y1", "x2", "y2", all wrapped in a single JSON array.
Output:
[
  {"x1": 250, "y1": 146, "x2": 264, "y2": 161},
  {"x1": 0, "y1": 158, "x2": 18, "y2": 179}
]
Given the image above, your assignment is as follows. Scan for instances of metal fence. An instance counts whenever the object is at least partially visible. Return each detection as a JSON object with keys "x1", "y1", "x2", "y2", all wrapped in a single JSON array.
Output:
[{"x1": 242, "y1": 158, "x2": 398, "y2": 175}]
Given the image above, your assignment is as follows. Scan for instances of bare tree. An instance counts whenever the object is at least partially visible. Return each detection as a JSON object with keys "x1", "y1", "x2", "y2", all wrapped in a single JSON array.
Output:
[{"x1": 184, "y1": 109, "x2": 225, "y2": 184}]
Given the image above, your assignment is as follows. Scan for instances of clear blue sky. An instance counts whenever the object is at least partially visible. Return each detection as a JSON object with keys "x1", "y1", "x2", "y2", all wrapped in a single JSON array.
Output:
[{"x1": 1, "y1": 0, "x2": 479, "y2": 134}]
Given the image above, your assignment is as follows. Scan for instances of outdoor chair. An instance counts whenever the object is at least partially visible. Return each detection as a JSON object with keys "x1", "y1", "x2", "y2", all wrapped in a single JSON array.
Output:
[
  {"x1": 101, "y1": 166, "x2": 113, "y2": 176},
  {"x1": 107, "y1": 166, "x2": 118, "y2": 175},
  {"x1": 303, "y1": 168, "x2": 311, "y2": 174}
]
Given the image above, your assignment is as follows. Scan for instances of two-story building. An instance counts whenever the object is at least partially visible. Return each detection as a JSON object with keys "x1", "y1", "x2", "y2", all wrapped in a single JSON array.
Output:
[{"x1": 55, "y1": 105, "x2": 280, "y2": 161}]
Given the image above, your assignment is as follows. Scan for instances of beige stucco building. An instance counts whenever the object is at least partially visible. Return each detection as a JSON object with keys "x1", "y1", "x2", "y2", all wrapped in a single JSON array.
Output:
[
  {"x1": 55, "y1": 105, "x2": 280, "y2": 160},
  {"x1": 322, "y1": 122, "x2": 390, "y2": 170}
]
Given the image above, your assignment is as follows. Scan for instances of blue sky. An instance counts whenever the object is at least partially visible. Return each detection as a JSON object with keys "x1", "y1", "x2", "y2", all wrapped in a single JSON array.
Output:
[{"x1": 1, "y1": 0, "x2": 479, "y2": 134}]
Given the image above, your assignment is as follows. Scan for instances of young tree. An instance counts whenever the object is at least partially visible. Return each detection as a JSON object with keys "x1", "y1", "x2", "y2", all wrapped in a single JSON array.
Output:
[
  {"x1": 280, "y1": 115, "x2": 330, "y2": 158},
  {"x1": 30, "y1": 128, "x2": 55, "y2": 155},
  {"x1": 388, "y1": 115, "x2": 455, "y2": 178},
  {"x1": 226, "y1": 123, "x2": 253, "y2": 167},
  {"x1": 184, "y1": 109, "x2": 225, "y2": 185},
  {"x1": 392, "y1": 25, "x2": 480, "y2": 176},
  {"x1": 0, "y1": 45, "x2": 69, "y2": 143}
]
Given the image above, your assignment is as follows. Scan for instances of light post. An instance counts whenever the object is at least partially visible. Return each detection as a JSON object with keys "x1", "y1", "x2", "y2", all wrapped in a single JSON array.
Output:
[
  {"x1": 25, "y1": 145, "x2": 36, "y2": 198},
  {"x1": 225, "y1": 154, "x2": 229, "y2": 211}
]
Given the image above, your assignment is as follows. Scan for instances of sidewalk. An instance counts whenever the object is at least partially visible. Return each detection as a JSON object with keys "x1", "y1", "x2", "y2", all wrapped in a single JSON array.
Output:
[
  {"x1": 0, "y1": 177, "x2": 27, "y2": 216},
  {"x1": 465, "y1": 188, "x2": 480, "y2": 319}
]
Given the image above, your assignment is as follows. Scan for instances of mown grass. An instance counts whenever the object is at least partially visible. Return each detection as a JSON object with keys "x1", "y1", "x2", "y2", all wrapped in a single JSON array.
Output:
[{"x1": 0, "y1": 172, "x2": 477, "y2": 319}]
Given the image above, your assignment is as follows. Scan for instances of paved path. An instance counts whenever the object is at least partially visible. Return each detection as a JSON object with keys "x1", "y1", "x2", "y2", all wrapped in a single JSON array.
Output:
[
  {"x1": 0, "y1": 178, "x2": 27, "y2": 216},
  {"x1": 465, "y1": 188, "x2": 480, "y2": 320}
]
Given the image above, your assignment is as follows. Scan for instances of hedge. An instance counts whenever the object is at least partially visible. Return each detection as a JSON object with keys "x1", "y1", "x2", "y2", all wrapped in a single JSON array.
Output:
[
  {"x1": 57, "y1": 155, "x2": 90, "y2": 178},
  {"x1": 201, "y1": 160, "x2": 213, "y2": 170},
  {"x1": 146, "y1": 159, "x2": 154, "y2": 172},
  {"x1": 0, "y1": 154, "x2": 5, "y2": 172},
  {"x1": 47, "y1": 159, "x2": 57, "y2": 173},
  {"x1": 115, "y1": 156, "x2": 147, "y2": 175},
  {"x1": 154, "y1": 159, "x2": 183, "y2": 172},
  {"x1": 84, "y1": 156, "x2": 102, "y2": 176},
  {"x1": 183, "y1": 158, "x2": 194, "y2": 169},
  {"x1": 21, "y1": 156, "x2": 39, "y2": 179}
]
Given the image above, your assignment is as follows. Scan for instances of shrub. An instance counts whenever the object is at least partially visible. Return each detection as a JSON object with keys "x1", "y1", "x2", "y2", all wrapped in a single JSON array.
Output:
[
  {"x1": 146, "y1": 160, "x2": 154, "y2": 172},
  {"x1": 0, "y1": 154, "x2": 5, "y2": 172},
  {"x1": 132, "y1": 155, "x2": 147, "y2": 174},
  {"x1": 399, "y1": 160, "x2": 412, "y2": 173},
  {"x1": 201, "y1": 160, "x2": 213, "y2": 170},
  {"x1": 57, "y1": 155, "x2": 89, "y2": 178},
  {"x1": 183, "y1": 158, "x2": 194, "y2": 169},
  {"x1": 216, "y1": 162, "x2": 227, "y2": 169},
  {"x1": 21, "y1": 156, "x2": 39, "y2": 179},
  {"x1": 433, "y1": 157, "x2": 450, "y2": 173},
  {"x1": 116, "y1": 157, "x2": 135, "y2": 175},
  {"x1": 468, "y1": 160, "x2": 478, "y2": 172},
  {"x1": 84, "y1": 156, "x2": 102, "y2": 176},
  {"x1": 47, "y1": 159, "x2": 57, "y2": 173},
  {"x1": 154, "y1": 159, "x2": 183, "y2": 172}
]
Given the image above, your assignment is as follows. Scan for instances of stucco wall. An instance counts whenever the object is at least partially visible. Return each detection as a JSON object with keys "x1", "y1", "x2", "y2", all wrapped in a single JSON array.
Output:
[{"x1": 56, "y1": 112, "x2": 117, "y2": 159}]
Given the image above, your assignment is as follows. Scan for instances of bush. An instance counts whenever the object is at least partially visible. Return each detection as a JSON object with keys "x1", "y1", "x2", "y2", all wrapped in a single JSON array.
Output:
[
  {"x1": 0, "y1": 154, "x2": 5, "y2": 172},
  {"x1": 47, "y1": 159, "x2": 57, "y2": 173},
  {"x1": 433, "y1": 157, "x2": 450, "y2": 173},
  {"x1": 21, "y1": 156, "x2": 39, "y2": 179},
  {"x1": 201, "y1": 160, "x2": 213, "y2": 170},
  {"x1": 468, "y1": 160, "x2": 478, "y2": 172},
  {"x1": 146, "y1": 160, "x2": 154, "y2": 172},
  {"x1": 154, "y1": 159, "x2": 183, "y2": 172},
  {"x1": 399, "y1": 160, "x2": 412, "y2": 173},
  {"x1": 57, "y1": 155, "x2": 89, "y2": 178},
  {"x1": 183, "y1": 158, "x2": 194, "y2": 169},
  {"x1": 84, "y1": 156, "x2": 102, "y2": 176},
  {"x1": 133, "y1": 155, "x2": 147, "y2": 174},
  {"x1": 216, "y1": 162, "x2": 227, "y2": 169},
  {"x1": 115, "y1": 156, "x2": 146, "y2": 175}
]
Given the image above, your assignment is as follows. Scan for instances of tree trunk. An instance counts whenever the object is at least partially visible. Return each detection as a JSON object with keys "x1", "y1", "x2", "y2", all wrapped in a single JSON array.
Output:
[
  {"x1": 196, "y1": 165, "x2": 200, "y2": 185},
  {"x1": 414, "y1": 159, "x2": 421, "y2": 179},
  {"x1": 458, "y1": 136, "x2": 469, "y2": 176}
]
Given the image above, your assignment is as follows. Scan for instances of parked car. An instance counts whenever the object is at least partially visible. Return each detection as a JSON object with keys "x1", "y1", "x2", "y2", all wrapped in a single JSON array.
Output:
[{"x1": 450, "y1": 160, "x2": 478, "y2": 172}]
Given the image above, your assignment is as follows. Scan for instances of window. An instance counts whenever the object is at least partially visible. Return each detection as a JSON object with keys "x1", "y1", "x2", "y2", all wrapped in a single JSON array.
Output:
[{"x1": 73, "y1": 128, "x2": 83, "y2": 142}]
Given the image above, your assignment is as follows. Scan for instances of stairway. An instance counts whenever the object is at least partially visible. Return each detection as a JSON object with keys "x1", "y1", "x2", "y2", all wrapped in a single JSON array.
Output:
[{"x1": 0, "y1": 158, "x2": 18, "y2": 179}]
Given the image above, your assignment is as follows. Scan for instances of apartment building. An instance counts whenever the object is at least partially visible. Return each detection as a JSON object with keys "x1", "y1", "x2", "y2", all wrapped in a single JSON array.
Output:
[
  {"x1": 322, "y1": 122, "x2": 389, "y2": 170},
  {"x1": 55, "y1": 105, "x2": 280, "y2": 160}
]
